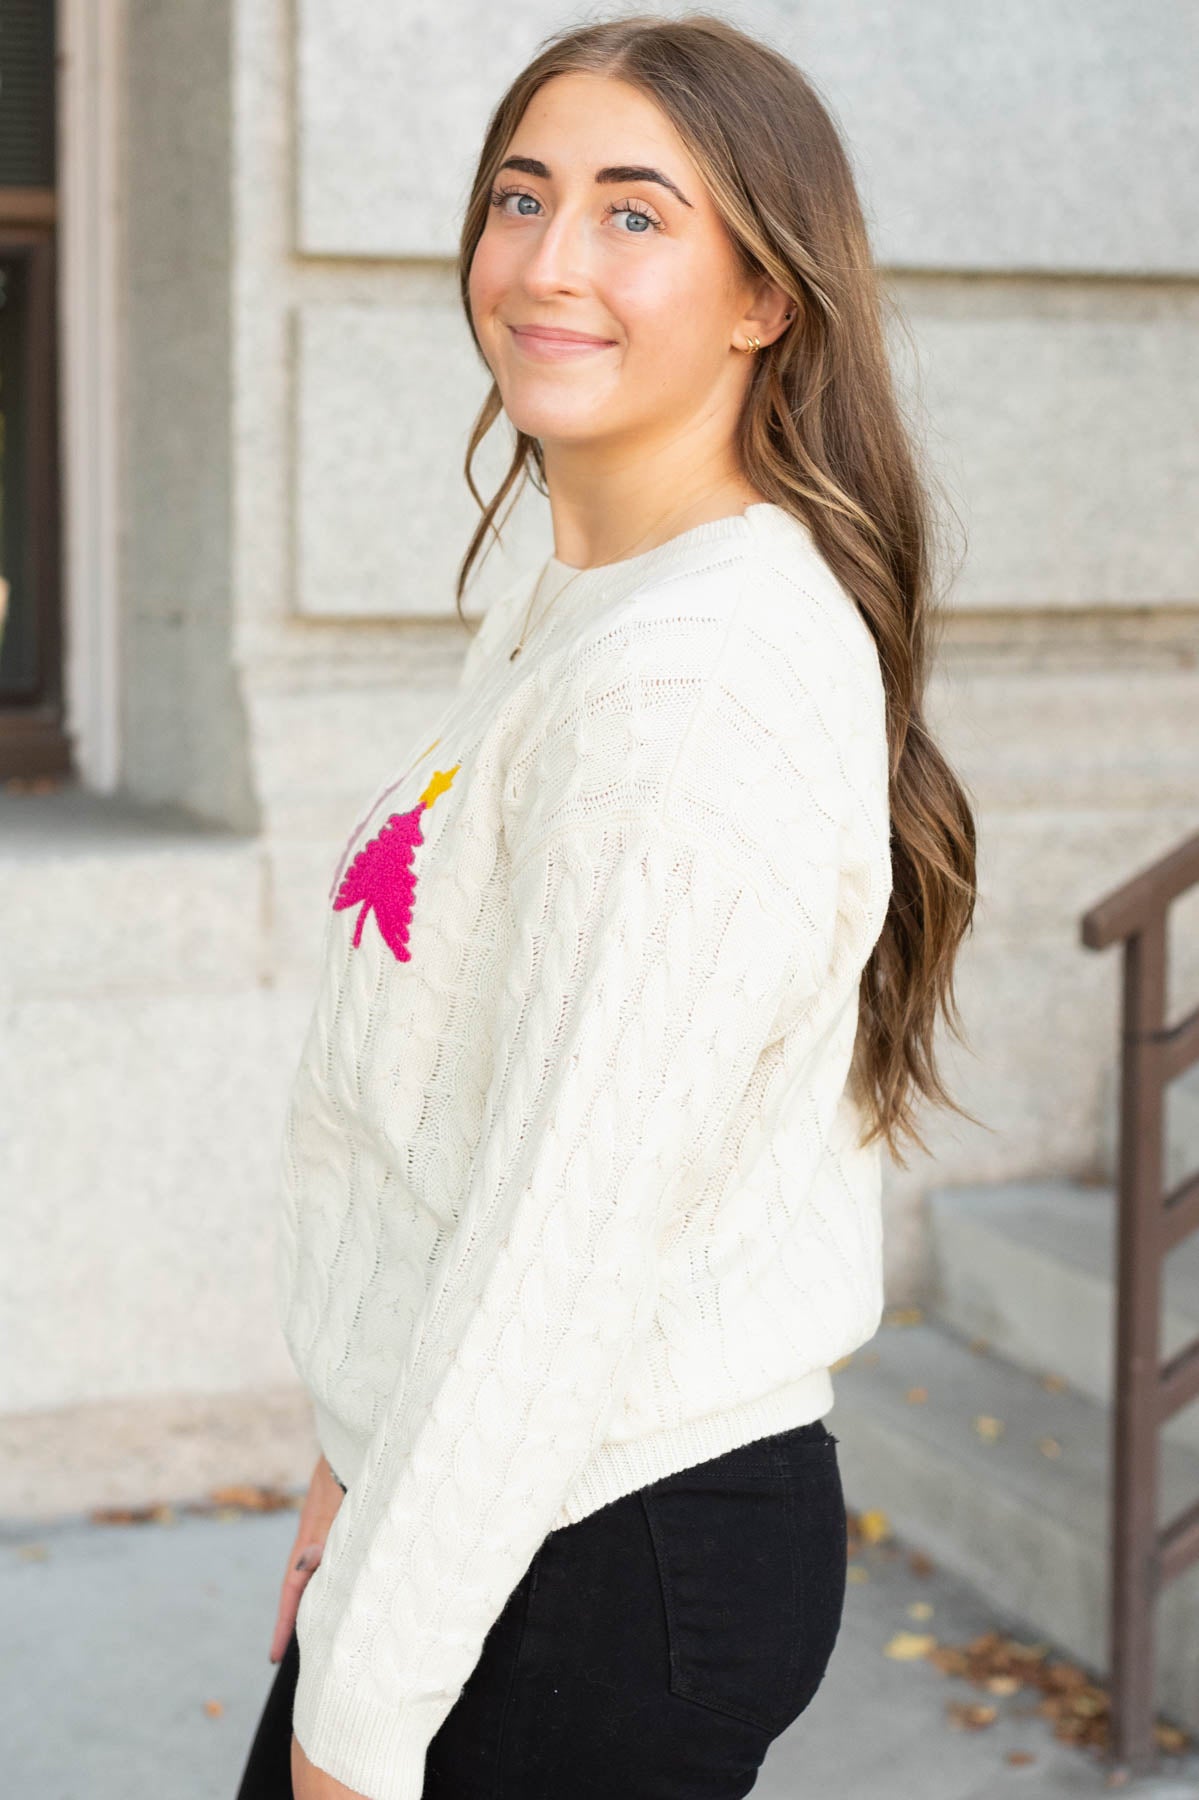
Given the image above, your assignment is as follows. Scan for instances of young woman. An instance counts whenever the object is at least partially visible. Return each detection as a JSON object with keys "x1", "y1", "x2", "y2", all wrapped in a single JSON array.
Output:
[{"x1": 238, "y1": 14, "x2": 976, "y2": 1799}]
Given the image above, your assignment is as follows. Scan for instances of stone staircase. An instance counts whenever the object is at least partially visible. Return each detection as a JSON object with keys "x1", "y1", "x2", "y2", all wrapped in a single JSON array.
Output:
[{"x1": 832, "y1": 1177, "x2": 1199, "y2": 1735}]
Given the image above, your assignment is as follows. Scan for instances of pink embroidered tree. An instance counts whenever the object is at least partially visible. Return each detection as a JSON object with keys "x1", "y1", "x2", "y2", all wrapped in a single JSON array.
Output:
[
  {"x1": 332, "y1": 805, "x2": 426, "y2": 962},
  {"x1": 332, "y1": 763, "x2": 460, "y2": 962}
]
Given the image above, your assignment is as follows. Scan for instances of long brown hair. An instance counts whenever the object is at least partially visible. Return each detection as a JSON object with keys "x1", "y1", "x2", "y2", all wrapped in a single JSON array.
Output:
[{"x1": 453, "y1": 12, "x2": 979, "y2": 1168}]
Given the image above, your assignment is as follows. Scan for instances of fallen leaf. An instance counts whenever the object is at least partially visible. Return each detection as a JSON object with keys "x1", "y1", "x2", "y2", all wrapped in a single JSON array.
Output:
[
  {"x1": 907, "y1": 1601, "x2": 934, "y2": 1621},
  {"x1": 929, "y1": 1644, "x2": 972, "y2": 1678},
  {"x1": 974, "y1": 1414, "x2": 1005, "y2": 1441},
  {"x1": 906, "y1": 1386, "x2": 928, "y2": 1404},
  {"x1": 1038, "y1": 1436, "x2": 1062, "y2": 1458},
  {"x1": 203, "y1": 1699, "x2": 224, "y2": 1718},
  {"x1": 948, "y1": 1700, "x2": 998, "y2": 1730},
  {"x1": 202, "y1": 1484, "x2": 298, "y2": 1515},
  {"x1": 1040, "y1": 1372, "x2": 1068, "y2": 1392},
  {"x1": 922, "y1": 1625, "x2": 1189, "y2": 1759},
  {"x1": 884, "y1": 1306, "x2": 924, "y2": 1327},
  {"x1": 89, "y1": 1502, "x2": 176, "y2": 1525},
  {"x1": 885, "y1": 1631, "x2": 937, "y2": 1661},
  {"x1": 1005, "y1": 1749, "x2": 1037, "y2": 1766},
  {"x1": 90, "y1": 1483, "x2": 300, "y2": 1529},
  {"x1": 857, "y1": 1508, "x2": 892, "y2": 1544}
]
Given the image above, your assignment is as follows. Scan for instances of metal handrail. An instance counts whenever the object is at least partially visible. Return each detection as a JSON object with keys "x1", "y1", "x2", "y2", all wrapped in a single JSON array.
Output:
[{"x1": 1080, "y1": 828, "x2": 1199, "y2": 1772}]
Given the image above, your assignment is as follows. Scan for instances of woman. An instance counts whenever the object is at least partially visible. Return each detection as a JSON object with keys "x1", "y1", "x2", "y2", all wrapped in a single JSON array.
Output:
[{"x1": 238, "y1": 13, "x2": 977, "y2": 1799}]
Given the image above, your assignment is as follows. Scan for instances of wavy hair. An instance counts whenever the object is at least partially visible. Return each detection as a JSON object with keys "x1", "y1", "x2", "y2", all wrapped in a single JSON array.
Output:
[{"x1": 453, "y1": 12, "x2": 979, "y2": 1167}]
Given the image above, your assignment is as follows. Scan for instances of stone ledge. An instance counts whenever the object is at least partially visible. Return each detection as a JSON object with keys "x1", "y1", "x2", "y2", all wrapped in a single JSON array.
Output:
[
  {"x1": 0, "y1": 783, "x2": 253, "y2": 856},
  {"x1": 0, "y1": 784, "x2": 268, "y2": 1000},
  {"x1": 0, "y1": 1383, "x2": 319, "y2": 1525}
]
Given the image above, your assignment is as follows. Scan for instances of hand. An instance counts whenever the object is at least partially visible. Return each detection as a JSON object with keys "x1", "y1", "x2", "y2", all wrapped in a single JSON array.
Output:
[
  {"x1": 291, "y1": 1729, "x2": 370, "y2": 1799},
  {"x1": 270, "y1": 1453, "x2": 345, "y2": 1664}
]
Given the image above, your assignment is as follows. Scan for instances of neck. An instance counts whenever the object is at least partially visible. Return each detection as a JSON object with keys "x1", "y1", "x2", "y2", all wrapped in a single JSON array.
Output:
[{"x1": 540, "y1": 426, "x2": 762, "y2": 570}]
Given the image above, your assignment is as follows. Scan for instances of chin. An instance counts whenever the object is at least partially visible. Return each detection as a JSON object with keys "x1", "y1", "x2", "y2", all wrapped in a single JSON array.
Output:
[{"x1": 501, "y1": 394, "x2": 616, "y2": 444}]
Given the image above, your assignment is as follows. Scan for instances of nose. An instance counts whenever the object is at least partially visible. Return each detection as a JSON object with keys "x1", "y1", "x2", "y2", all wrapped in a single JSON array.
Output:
[{"x1": 516, "y1": 200, "x2": 593, "y2": 300}]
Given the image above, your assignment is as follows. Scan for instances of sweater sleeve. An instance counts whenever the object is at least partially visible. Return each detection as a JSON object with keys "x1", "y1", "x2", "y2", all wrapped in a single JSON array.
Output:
[{"x1": 291, "y1": 588, "x2": 865, "y2": 1800}]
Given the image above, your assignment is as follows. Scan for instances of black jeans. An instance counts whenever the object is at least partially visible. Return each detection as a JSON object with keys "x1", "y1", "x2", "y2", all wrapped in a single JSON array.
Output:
[{"x1": 236, "y1": 1417, "x2": 847, "y2": 1799}]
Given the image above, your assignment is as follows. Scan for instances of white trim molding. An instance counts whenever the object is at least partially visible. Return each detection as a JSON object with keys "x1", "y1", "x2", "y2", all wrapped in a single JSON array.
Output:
[{"x1": 57, "y1": 0, "x2": 123, "y2": 792}]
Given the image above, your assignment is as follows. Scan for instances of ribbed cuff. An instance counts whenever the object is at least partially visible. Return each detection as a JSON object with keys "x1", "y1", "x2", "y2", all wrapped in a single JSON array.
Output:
[{"x1": 291, "y1": 1636, "x2": 454, "y2": 1800}]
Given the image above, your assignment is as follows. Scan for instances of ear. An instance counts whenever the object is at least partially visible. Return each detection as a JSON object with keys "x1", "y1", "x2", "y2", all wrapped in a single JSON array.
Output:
[{"x1": 732, "y1": 273, "x2": 796, "y2": 353}]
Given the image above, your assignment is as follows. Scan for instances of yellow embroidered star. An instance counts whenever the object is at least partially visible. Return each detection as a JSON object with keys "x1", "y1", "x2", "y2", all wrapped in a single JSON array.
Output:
[{"x1": 421, "y1": 764, "x2": 461, "y2": 809}]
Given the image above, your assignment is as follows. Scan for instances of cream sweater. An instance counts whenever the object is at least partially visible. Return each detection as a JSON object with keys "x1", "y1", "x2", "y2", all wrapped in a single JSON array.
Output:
[{"x1": 276, "y1": 500, "x2": 893, "y2": 1799}]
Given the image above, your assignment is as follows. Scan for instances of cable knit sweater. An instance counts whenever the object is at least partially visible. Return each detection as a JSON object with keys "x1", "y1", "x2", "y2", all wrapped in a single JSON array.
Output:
[{"x1": 275, "y1": 500, "x2": 893, "y2": 1799}]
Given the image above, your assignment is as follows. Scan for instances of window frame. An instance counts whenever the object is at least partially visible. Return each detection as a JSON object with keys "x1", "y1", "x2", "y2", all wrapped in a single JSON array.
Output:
[{"x1": 0, "y1": 187, "x2": 67, "y2": 779}]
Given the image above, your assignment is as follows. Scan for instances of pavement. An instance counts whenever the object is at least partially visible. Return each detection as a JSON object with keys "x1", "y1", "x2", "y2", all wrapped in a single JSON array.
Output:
[{"x1": 4, "y1": 1488, "x2": 1198, "y2": 1800}]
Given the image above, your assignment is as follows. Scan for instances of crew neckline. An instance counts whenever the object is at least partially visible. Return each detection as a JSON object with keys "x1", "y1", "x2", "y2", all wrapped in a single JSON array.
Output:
[
  {"x1": 507, "y1": 500, "x2": 814, "y2": 657},
  {"x1": 543, "y1": 501, "x2": 788, "y2": 593}
]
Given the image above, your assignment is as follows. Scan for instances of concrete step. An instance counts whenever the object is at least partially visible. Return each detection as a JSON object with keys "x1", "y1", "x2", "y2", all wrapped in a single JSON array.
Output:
[
  {"x1": 927, "y1": 1177, "x2": 1199, "y2": 1453},
  {"x1": 832, "y1": 1315, "x2": 1199, "y2": 1735}
]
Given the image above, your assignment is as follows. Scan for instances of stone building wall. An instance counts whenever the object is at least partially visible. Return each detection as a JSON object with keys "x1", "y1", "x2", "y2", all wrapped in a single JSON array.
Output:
[{"x1": 3, "y1": 0, "x2": 1195, "y2": 1515}]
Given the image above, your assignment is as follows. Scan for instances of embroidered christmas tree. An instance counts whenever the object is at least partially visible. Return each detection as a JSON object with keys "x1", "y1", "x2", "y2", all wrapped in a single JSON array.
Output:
[{"x1": 333, "y1": 763, "x2": 460, "y2": 961}]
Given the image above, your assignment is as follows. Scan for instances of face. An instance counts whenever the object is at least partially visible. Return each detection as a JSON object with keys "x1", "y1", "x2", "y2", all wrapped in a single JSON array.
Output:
[{"x1": 468, "y1": 70, "x2": 766, "y2": 452}]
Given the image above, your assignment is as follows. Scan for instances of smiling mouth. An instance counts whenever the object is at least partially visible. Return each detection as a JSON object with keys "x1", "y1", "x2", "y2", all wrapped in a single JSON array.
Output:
[{"x1": 507, "y1": 323, "x2": 617, "y2": 350}]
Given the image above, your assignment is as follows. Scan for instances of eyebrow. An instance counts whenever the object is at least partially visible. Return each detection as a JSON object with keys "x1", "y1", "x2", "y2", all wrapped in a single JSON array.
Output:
[{"x1": 498, "y1": 154, "x2": 694, "y2": 209}]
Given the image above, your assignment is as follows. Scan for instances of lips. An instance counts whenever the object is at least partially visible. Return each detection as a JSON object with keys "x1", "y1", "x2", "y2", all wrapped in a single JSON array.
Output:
[{"x1": 508, "y1": 323, "x2": 615, "y2": 346}]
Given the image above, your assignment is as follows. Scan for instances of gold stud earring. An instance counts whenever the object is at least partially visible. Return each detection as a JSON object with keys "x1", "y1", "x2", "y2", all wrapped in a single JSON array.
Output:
[{"x1": 737, "y1": 334, "x2": 762, "y2": 354}]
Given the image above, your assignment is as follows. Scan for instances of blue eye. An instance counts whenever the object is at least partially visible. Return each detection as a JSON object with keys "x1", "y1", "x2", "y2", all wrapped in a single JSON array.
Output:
[
  {"x1": 487, "y1": 186, "x2": 664, "y2": 234},
  {"x1": 489, "y1": 187, "x2": 542, "y2": 217},
  {"x1": 607, "y1": 202, "x2": 662, "y2": 234}
]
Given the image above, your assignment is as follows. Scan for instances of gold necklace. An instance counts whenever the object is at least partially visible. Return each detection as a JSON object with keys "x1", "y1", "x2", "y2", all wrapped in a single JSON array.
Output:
[{"x1": 508, "y1": 558, "x2": 588, "y2": 662}]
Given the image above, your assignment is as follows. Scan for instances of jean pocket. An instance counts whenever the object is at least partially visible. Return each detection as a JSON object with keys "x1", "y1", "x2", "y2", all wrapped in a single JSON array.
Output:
[
  {"x1": 639, "y1": 1452, "x2": 847, "y2": 1736},
  {"x1": 768, "y1": 1417, "x2": 841, "y2": 1470}
]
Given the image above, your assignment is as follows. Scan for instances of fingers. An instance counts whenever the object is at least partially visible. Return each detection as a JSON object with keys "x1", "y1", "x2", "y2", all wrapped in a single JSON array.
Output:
[
  {"x1": 269, "y1": 1541, "x2": 324, "y2": 1663},
  {"x1": 267, "y1": 1458, "x2": 345, "y2": 1663},
  {"x1": 294, "y1": 1465, "x2": 344, "y2": 1542}
]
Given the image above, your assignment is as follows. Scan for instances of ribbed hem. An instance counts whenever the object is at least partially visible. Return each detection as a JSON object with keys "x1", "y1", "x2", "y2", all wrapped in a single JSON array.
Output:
[
  {"x1": 292, "y1": 1635, "x2": 453, "y2": 1800},
  {"x1": 550, "y1": 1366, "x2": 835, "y2": 1528},
  {"x1": 313, "y1": 1367, "x2": 836, "y2": 1527},
  {"x1": 299, "y1": 1371, "x2": 835, "y2": 1791}
]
